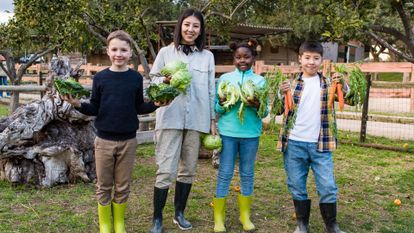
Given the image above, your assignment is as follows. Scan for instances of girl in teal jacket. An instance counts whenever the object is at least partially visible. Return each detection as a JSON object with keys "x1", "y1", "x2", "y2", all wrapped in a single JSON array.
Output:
[{"x1": 213, "y1": 40, "x2": 268, "y2": 233}]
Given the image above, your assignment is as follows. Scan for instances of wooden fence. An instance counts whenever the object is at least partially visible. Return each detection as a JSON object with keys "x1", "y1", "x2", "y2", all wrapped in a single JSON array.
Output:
[{"x1": 16, "y1": 60, "x2": 414, "y2": 111}]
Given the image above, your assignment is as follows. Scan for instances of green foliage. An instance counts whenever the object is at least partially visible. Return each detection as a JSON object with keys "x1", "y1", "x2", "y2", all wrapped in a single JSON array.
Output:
[
  {"x1": 54, "y1": 78, "x2": 90, "y2": 98},
  {"x1": 146, "y1": 83, "x2": 179, "y2": 102}
]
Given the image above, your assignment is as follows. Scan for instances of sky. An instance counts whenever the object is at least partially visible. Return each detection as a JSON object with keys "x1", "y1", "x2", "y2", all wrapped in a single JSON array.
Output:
[{"x1": 0, "y1": 0, "x2": 14, "y2": 24}]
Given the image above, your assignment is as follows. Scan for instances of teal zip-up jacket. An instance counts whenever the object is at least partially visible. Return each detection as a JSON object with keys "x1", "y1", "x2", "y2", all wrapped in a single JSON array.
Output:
[{"x1": 215, "y1": 68, "x2": 268, "y2": 138}]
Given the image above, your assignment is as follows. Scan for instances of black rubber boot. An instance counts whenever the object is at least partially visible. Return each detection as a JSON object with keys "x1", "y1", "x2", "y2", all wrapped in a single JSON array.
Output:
[
  {"x1": 173, "y1": 181, "x2": 193, "y2": 230},
  {"x1": 319, "y1": 203, "x2": 345, "y2": 233},
  {"x1": 293, "y1": 199, "x2": 311, "y2": 233},
  {"x1": 149, "y1": 187, "x2": 169, "y2": 233}
]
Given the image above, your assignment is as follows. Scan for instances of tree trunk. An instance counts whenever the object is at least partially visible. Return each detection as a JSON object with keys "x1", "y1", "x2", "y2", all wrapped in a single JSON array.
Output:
[
  {"x1": 10, "y1": 92, "x2": 19, "y2": 113},
  {"x1": 0, "y1": 94, "x2": 96, "y2": 187}
]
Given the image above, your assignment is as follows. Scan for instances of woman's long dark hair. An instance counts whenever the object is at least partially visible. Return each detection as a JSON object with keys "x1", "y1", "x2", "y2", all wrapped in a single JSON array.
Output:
[{"x1": 174, "y1": 8, "x2": 206, "y2": 51}]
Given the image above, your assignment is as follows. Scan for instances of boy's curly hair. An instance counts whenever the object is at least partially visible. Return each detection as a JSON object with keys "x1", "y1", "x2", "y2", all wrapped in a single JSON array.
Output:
[
  {"x1": 106, "y1": 30, "x2": 133, "y2": 47},
  {"x1": 229, "y1": 39, "x2": 259, "y2": 57}
]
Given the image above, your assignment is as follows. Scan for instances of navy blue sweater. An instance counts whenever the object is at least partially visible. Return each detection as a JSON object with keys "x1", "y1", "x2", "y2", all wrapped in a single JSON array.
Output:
[{"x1": 78, "y1": 68, "x2": 157, "y2": 141}]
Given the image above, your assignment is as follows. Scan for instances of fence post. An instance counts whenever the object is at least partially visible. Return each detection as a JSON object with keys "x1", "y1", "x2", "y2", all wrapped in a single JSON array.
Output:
[
  {"x1": 360, "y1": 74, "x2": 371, "y2": 143},
  {"x1": 411, "y1": 64, "x2": 414, "y2": 111}
]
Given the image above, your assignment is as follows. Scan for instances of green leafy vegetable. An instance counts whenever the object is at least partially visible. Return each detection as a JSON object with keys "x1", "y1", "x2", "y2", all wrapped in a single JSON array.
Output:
[
  {"x1": 160, "y1": 60, "x2": 187, "y2": 77},
  {"x1": 147, "y1": 83, "x2": 179, "y2": 102},
  {"x1": 54, "y1": 78, "x2": 90, "y2": 98},
  {"x1": 218, "y1": 81, "x2": 240, "y2": 111},
  {"x1": 170, "y1": 69, "x2": 192, "y2": 93},
  {"x1": 202, "y1": 134, "x2": 222, "y2": 151}
]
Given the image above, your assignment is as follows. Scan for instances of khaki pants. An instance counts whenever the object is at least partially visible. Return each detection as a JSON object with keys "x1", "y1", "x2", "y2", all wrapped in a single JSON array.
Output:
[
  {"x1": 94, "y1": 137, "x2": 137, "y2": 205},
  {"x1": 154, "y1": 129, "x2": 200, "y2": 188}
]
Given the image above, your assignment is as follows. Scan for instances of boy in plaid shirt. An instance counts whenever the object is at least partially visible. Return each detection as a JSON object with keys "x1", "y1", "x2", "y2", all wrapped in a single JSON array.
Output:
[{"x1": 278, "y1": 41, "x2": 346, "y2": 233}]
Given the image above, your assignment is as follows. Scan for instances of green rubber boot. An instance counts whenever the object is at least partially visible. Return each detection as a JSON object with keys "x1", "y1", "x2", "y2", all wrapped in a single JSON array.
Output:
[
  {"x1": 112, "y1": 201, "x2": 127, "y2": 233},
  {"x1": 238, "y1": 194, "x2": 256, "y2": 232},
  {"x1": 98, "y1": 203, "x2": 112, "y2": 233},
  {"x1": 213, "y1": 197, "x2": 226, "y2": 233}
]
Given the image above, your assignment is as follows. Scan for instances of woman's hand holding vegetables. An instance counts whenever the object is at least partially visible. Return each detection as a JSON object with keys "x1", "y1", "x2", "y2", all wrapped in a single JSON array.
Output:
[
  {"x1": 61, "y1": 94, "x2": 81, "y2": 108},
  {"x1": 163, "y1": 75, "x2": 172, "y2": 84}
]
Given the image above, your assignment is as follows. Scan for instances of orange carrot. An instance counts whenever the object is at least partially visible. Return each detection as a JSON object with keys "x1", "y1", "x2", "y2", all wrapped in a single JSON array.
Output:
[
  {"x1": 336, "y1": 83, "x2": 344, "y2": 111},
  {"x1": 328, "y1": 81, "x2": 337, "y2": 109},
  {"x1": 284, "y1": 95, "x2": 289, "y2": 117},
  {"x1": 286, "y1": 90, "x2": 294, "y2": 111}
]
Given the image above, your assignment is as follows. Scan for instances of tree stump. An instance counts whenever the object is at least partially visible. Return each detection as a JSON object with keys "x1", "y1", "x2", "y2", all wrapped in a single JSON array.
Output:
[{"x1": 0, "y1": 56, "x2": 96, "y2": 187}]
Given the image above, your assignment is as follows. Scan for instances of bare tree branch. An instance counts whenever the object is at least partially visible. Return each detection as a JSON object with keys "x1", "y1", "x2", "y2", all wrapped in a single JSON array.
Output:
[
  {"x1": 366, "y1": 31, "x2": 414, "y2": 63},
  {"x1": 369, "y1": 25, "x2": 414, "y2": 54},
  {"x1": 204, "y1": 0, "x2": 248, "y2": 20},
  {"x1": 391, "y1": 0, "x2": 413, "y2": 39},
  {"x1": 83, "y1": 12, "x2": 110, "y2": 36},
  {"x1": 86, "y1": 24, "x2": 107, "y2": 43},
  {"x1": 138, "y1": 13, "x2": 157, "y2": 60},
  {"x1": 201, "y1": 1, "x2": 213, "y2": 13},
  {"x1": 17, "y1": 45, "x2": 59, "y2": 82}
]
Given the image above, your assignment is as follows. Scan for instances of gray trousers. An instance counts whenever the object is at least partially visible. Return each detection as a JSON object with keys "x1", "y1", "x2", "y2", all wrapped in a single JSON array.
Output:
[{"x1": 154, "y1": 129, "x2": 201, "y2": 188}]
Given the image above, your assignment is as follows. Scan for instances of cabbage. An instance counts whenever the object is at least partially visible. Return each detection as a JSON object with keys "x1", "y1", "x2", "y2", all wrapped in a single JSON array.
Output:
[
  {"x1": 170, "y1": 69, "x2": 192, "y2": 93},
  {"x1": 202, "y1": 134, "x2": 222, "y2": 151},
  {"x1": 218, "y1": 81, "x2": 240, "y2": 111},
  {"x1": 238, "y1": 79, "x2": 269, "y2": 123},
  {"x1": 239, "y1": 80, "x2": 256, "y2": 103},
  {"x1": 160, "y1": 60, "x2": 187, "y2": 76}
]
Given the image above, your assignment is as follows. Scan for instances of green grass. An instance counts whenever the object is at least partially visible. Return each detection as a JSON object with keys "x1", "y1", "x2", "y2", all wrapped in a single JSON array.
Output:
[
  {"x1": 378, "y1": 73, "x2": 403, "y2": 82},
  {"x1": 1, "y1": 133, "x2": 413, "y2": 233},
  {"x1": 0, "y1": 103, "x2": 9, "y2": 117}
]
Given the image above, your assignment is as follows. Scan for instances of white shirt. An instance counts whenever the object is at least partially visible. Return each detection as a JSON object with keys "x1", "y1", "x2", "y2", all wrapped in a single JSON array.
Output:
[{"x1": 289, "y1": 74, "x2": 321, "y2": 142}]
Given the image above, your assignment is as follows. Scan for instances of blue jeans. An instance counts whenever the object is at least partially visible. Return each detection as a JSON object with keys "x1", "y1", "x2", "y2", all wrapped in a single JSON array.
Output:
[
  {"x1": 215, "y1": 135, "x2": 259, "y2": 198},
  {"x1": 283, "y1": 139, "x2": 338, "y2": 203},
  {"x1": 0, "y1": 76, "x2": 9, "y2": 97}
]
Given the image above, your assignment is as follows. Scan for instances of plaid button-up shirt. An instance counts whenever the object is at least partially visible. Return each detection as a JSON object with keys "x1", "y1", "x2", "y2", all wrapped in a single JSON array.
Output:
[{"x1": 277, "y1": 72, "x2": 338, "y2": 152}]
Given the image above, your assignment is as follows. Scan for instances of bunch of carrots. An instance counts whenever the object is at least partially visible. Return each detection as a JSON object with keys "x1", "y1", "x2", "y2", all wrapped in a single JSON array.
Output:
[
  {"x1": 265, "y1": 67, "x2": 293, "y2": 117},
  {"x1": 328, "y1": 76, "x2": 345, "y2": 112},
  {"x1": 284, "y1": 87, "x2": 294, "y2": 116}
]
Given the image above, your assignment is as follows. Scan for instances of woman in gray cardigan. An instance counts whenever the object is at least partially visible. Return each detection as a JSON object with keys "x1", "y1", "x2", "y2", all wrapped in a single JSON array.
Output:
[{"x1": 148, "y1": 8, "x2": 216, "y2": 233}]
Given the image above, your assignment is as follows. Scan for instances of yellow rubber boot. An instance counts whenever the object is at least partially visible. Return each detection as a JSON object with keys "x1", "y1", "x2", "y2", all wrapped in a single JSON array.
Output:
[
  {"x1": 213, "y1": 197, "x2": 226, "y2": 233},
  {"x1": 238, "y1": 194, "x2": 256, "y2": 232},
  {"x1": 98, "y1": 203, "x2": 112, "y2": 233},
  {"x1": 112, "y1": 201, "x2": 127, "y2": 233}
]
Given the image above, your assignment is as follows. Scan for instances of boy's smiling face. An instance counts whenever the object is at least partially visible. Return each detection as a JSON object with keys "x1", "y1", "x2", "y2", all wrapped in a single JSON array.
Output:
[
  {"x1": 107, "y1": 38, "x2": 132, "y2": 71},
  {"x1": 299, "y1": 51, "x2": 322, "y2": 77}
]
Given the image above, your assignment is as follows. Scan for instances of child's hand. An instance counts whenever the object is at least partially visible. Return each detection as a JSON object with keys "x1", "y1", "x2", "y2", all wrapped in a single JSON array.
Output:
[
  {"x1": 247, "y1": 98, "x2": 260, "y2": 108},
  {"x1": 61, "y1": 94, "x2": 81, "y2": 108},
  {"x1": 331, "y1": 72, "x2": 344, "y2": 84},
  {"x1": 218, "y1": 97, "x2": 226, "y2": 105},
  {"x1": 154, "y1": 99, "x2": 172, "y2": 107},
  {"x1": 163, "y1": 75, "x2": 172, "y2": 84},
  {"x1": 280, "y1": 80, "x2": 291, "y2": 94}
]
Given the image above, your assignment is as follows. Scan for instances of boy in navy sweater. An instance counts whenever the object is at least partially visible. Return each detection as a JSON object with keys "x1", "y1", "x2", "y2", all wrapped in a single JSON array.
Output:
[{"x1": 64, "y1": 30, "x2": 162, "y2": 233}]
